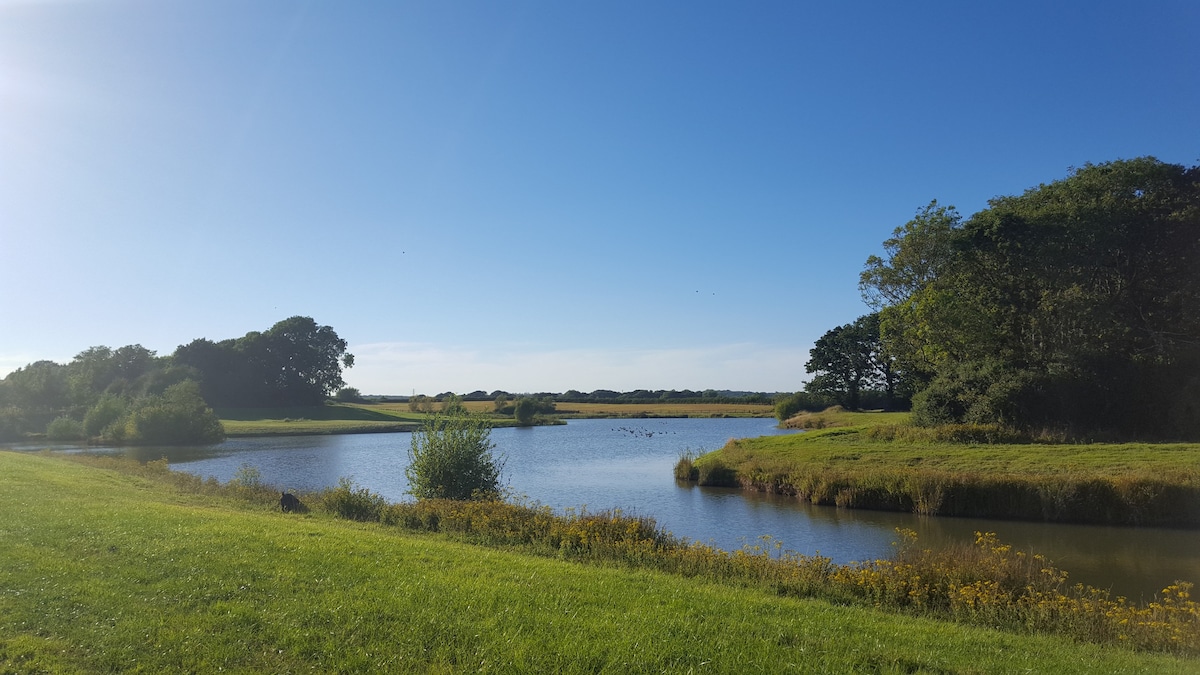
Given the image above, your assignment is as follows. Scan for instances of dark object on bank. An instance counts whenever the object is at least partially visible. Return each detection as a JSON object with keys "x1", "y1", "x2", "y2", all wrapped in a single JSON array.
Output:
[{"x1": 280, "y1": 492, "x2": 301, "y2": 513}]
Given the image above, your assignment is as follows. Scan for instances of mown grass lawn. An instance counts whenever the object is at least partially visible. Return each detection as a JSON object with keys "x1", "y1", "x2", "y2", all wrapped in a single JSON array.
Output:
[{"x1": 2, "y1": 451, "x2": 1195, "y2": 673}]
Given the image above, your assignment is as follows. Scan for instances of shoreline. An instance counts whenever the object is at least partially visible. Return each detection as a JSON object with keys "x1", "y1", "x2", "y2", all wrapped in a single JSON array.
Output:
[{"x1": 681, "y1": 419, "x2": 1200, "y2": 529}]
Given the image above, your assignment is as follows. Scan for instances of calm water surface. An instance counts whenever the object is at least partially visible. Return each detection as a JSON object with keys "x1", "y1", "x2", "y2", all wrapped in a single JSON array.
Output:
[{"x1": 22, "y1": 418, "x2": 1198, "y2": 600}]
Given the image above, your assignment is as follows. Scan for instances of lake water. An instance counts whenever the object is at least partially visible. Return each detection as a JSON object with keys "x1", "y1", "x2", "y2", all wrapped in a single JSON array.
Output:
[{"x1": 18, "y1": 417, "x2": 1198, "y2": 600}]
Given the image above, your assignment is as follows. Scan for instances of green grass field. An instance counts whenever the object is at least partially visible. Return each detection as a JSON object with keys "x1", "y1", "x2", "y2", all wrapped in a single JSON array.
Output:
[
  {"x1": 3, "y1": 451, "x2": 1194, "y2": 673},
  {"x1": 217, "y1": 403, "x2": 425, "y2": 435}
]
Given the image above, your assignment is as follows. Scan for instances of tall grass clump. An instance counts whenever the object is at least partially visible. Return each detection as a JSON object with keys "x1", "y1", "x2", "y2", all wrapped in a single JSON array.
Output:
[
  {"x1": 864, "y1": 422, "x2": 1032, "y2": 444},
  {"x1": 317, "y1": 477, "x2": 387, "y2": 521},
  {"x1": 673, "y1": 449, "x2": 699, "y2": 481}
]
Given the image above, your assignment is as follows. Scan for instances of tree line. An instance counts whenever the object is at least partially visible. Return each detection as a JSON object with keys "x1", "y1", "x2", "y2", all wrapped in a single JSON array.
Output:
[
  {"x1": 799, "y1": 157, "x2": 1200, "y2": 439},
  {"x1": 395, "y1": 389, "x2": 777, "y2": 405},
  {"x1": 0, "y1": 316, "x2": 353, "y2": 444}
]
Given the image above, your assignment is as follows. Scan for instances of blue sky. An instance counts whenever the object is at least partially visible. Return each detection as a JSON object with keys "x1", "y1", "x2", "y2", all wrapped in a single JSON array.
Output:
[{"x1": 2, "y1": 1, "x2": 1197, "y2": 395}]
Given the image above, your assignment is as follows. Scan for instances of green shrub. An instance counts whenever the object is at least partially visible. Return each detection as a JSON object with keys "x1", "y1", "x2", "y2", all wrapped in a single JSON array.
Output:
[
  {"x1": 84, "y1": 393, "x2": 127, "y2": 438},
  {"x1": 123, "y1": 381, "x2": 224, "y2": 445},
  {"x1": 513, "y1": 397, "x2": 537, "y2": 425},
  {"x1": 674, "y1": 450, "x2": 699, "y2": 481},
  {"x1": 406, "y1": 411, "x2": 504, "y2": 500},
  {"x1": 774, "y1": 391, "x2": 835, "y2": 421},
  {"x1": 0, "y1": 407, "x2": 23, "y2": 441},
  {"x1": 229, "y1": 463, "x2": 263, "y2": 489},
  {"x1": 320, "y1": 477, "x2": 386, "y2": 521},
  {"x1": 46, "y1": 415, "x2": 84, "y2": 441}
]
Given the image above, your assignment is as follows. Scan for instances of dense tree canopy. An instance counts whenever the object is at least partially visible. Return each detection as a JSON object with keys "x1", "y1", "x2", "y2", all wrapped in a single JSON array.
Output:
[
  {"x1": 0, "y1": 316, "x2": 352, "y2": 443},
  {"x1": 859, "y1": 158, "x2": 1200, "y2": 437},
  {"x1": 804, "y1": 313, "x2": 907, "y2": 411},
  {"x1": 175, "y1": 316, "x2": 354, "y2": 407}
]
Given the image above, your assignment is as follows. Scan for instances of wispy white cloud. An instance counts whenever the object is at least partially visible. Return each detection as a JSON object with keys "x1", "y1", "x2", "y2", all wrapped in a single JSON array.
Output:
[
  {"x1": 0, "y1": 352, "x2": 58, "y2": 378},
  {"x1": 345, "y1": 341, "x2": 810, "y2": 395}
]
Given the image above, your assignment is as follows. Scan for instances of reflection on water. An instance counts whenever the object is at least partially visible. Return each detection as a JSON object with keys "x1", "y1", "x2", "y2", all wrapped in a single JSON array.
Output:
[{"x1": 12, "y1": 418, "x2": 1197, "y2": 600}]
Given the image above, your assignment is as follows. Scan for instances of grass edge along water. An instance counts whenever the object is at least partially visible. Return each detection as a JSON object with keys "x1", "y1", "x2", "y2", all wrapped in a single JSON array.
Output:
[
  {"x1": 2, "y1": 450, "x2": 1196, "y2": 672},
  {"x1": 681, "y1": 410, "x2": 1200, "y2": 527}
]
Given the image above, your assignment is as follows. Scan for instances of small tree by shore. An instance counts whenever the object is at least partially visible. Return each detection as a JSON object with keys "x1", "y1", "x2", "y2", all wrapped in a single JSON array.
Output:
[{"x1": 405, "y1": 411, "x2": 504, "y2": 500}]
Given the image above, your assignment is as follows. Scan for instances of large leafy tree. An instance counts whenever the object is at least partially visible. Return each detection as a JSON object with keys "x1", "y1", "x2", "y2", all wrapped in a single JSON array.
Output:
[
  {"x1": 0, "y1": 360, "x2": 70, "y2": 436},
  {"x1": 175, "y1": 316, "x2": 354, "y2": 407},
  {"x1": 68, "y1": 344, "x2": 160, "y2": 406},
  {"x1": 259, "y1": 316, "x2": 355, "y2": 405},
  {"x1": 805, "y1": 313, "x2": 901, "y2": 410},
  {"x1": 862, "y1": 158, "x2": 1200, "y2": 437}
]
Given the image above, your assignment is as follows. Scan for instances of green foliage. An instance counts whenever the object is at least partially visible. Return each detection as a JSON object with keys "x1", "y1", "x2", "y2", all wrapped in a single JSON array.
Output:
[
  {"x1": 2, "y1": 319, "x2": 355, "y2": 443},
  {"x1": 0, "y1": 407, "x2": 23, "y2": 441},
  {"x1": 228, "y1": 463, "x2": 263, "y2": 489},
  {"x1": 122, "y1": 380, "x2": 225, "y2": 445},
  {"x1": 673, "y1": 450, "x2": 698, "y2": 480},
  {"x1": 45, "y1": 416, "x2": 84, "y2": 441},
  {"x1": 512, "y1": 397, "x2": 537, "y2": 425},
  {"x1": 83, "y1": 393, "x2": 127, "y2": 438},
  {"x1": 861, "y1": 200, "x2": 963, "y2": 311},
  {"x1": 67, "y1": 344, "x2": 159, "y2": 407},
  {"x1": 1, "y1": 360, "x2": 70, "y2": 430},
  {"x1": 174, "y1": 316, "x2": 354, "y2": 408},
  {"x1": 408, "y1": 394, "x2": 434, "y2": 413},
  {"x1": 333, "y1": 386, "x2": 363, "y2": 402},
  {"x1": 805, "y1": 313, "x2": 909, "y2": 410},
  {"x1": 406, "y1": 411, "x2": 503, "y2": 500},
  {"x1": 440, "y1": 393, "x2": 466, "y2": 415},
  {"x1": 862, "y1": 159, "x2": 1200, "y2": 437},
  {"x1": 863, "y1": 423, "x2": 1031, "y2": 445},
  {"x1": 318, "y1": 477, "x2": 386, "y2": 521},
  {"x1": 492, "y1": 392, "x2": 509, "y2": 412},
  {"x1": 774, "y1": 391, "x2": 835, "y2": 421}
]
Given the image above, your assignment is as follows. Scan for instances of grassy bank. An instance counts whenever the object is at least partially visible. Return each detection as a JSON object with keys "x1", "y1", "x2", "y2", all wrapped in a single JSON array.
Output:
[
  {"x1": 217, "y1": 403, "x2": 424, "y2": 436},
  {"x1": 683, "y1": 410, "x2": 1200, "y2": 527},
  {"x1": 3, "y1": 452, "x2": 1196, "y2": 672}
]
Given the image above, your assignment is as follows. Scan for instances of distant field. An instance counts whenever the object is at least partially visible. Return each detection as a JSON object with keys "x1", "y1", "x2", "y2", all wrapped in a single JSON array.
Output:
[
  {"x1": 367, "y1": 400, "x2": 773, "y2": 417},
  {"x1": 548, "y1": 401, "x2": 774, "y2": 418},
  {"x1": 217, "y1": 403, "x2": 423, "y2": 436}
]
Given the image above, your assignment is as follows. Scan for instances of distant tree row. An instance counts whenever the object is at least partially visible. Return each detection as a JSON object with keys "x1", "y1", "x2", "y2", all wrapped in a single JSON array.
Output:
[
  {"x1": 407, "y1": 389, "x2": 777, "y2": 405},
  {"x1": 802, "y1": 158, "x2": 1200, "y2": 439},
  {"x1": 0, "y1": 316, "x2": 352, "y2": 443}
]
